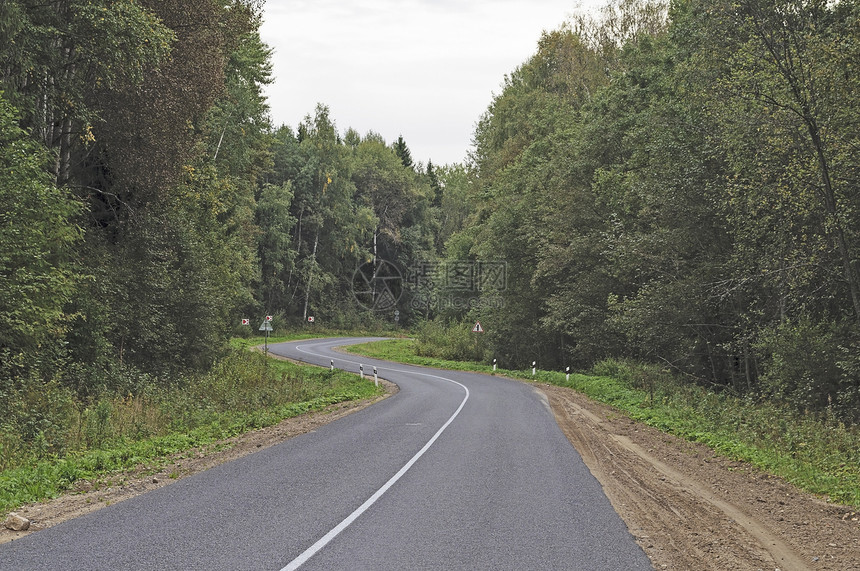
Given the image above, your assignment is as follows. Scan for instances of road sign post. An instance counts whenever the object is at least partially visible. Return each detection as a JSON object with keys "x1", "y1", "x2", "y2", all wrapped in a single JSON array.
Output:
[
  {"x1": 259, "y1": 319, "x2": 273, "y2": 355},
  {"x1": 471, "y1": 321, "x2": 484, "y2": 359}
]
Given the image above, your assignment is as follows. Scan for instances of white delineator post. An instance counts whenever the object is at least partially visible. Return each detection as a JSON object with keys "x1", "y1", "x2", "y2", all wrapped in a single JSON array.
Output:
[
  {"x1": 566, "y1": 366, "x2": 570, "y2": 382},
  {"x1": 360, "y1": 364, "x2": 364, "y2": 379},
  {"x1": 493, "y1": 358, "x2": 497, "y2": 372},
  {"x1": 532, "y1": 361, "x2": 536, "y2": 377},
  {"x1": 330, "y1": 360, "x2": 334, "y2": 372},
  {"x1": 373, "y1": 366, "x2": 378, "y2": 387}
]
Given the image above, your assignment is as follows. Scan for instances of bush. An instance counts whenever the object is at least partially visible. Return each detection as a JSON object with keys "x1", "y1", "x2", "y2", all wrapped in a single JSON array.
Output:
[
  {"x1": 415, "y1": 319, "x2": 489, "y2": 362},
  {"x1": 755, "y1": 317, "x2": 852, "y2": 417}
]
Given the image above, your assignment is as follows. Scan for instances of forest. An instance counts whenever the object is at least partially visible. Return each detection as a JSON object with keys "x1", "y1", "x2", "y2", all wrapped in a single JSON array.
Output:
[
  {"x1": 458, "y1": 0, "x2": 860, "y2": 423},
  {"x1": 1, "y1": 0, "x2": 859, "y2": 477}
]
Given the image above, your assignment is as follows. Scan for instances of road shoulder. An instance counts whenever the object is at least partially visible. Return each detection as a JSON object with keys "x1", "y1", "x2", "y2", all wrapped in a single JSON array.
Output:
[{"x1": 539, "y1": 382, "x2": 859, "y2": 570}]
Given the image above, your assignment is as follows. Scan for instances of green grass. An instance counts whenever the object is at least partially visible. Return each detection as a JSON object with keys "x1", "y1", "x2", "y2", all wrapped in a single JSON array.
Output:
[
  {"x1": 230, "y1": 327, "x2": 405, "y2": 351},
  {"x1": 344, "y1": 338, "x2": 494, "y2": 371},
  {"x1": 0, "y1": 335, "x2": 384, "y2": 513},
  {"x1": 230, "y1": 333, "x2": 337, "y2": 350},
  {"x1": 347, "y1": 338, "x2": 860, "y2": 508}
]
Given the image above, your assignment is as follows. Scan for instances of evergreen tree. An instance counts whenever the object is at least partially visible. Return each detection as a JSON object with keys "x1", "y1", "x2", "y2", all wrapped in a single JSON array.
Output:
[
  {"x1": 426, "y1": 160, "x2": 443, "y2": 207},
  {"x1": 393, "y1": 135, "x2": 413, "y2": 169}
]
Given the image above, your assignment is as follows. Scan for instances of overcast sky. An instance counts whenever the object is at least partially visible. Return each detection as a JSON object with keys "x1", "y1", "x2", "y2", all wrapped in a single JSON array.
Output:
[{"x1": 259, "y1": 1, "x2": 603, "y2": 167}]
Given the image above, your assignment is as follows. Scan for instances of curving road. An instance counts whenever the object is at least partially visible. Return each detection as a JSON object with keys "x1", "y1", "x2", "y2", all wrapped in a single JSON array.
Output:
[{"x1": 1, "y1": 337, "x2": 650, "y2": 570}]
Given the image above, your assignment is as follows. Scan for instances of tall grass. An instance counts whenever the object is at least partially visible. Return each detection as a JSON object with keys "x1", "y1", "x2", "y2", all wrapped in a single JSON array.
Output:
[
  {"x1": 0, "y1": 342, "x2": 383, "y2": 512},
  {"x1": 414, "y1": 320, "x2": 490, "y2": 362}
]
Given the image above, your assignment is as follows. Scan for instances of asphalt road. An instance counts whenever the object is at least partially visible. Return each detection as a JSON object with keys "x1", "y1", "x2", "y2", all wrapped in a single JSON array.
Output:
[{"x1": 1, "y1": 337, "x2": 651, "y2": 570}]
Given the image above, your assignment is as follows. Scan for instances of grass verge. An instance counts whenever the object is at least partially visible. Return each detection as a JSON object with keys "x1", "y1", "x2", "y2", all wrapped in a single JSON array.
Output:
[
  {"x1": 0, "y1": 333, "x2": 383, "y2": 514},
  {"x1": 346, "y1": 338, "x2": 860, "y2": 507}
]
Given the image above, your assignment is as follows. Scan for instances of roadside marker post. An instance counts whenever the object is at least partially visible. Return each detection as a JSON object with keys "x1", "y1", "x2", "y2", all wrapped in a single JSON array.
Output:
[
  {"x1": 566, "y1": 366, "x2": 570, "y2": 382},
  {"x1": 373, "y1": 366, "x2": 378, "y2": 387},
  {"x1": 360, "y1": 364, "x2": 364, "y2": 379},
  {"x1": 330, "y1": 359, "x2": 334, "y2": 372},
  {"x1": 532, "y1": 361, "x2": 536, "y2": 377},
  {"x1": 493, "y1": 358, "x2": 497, "y2": 372}
]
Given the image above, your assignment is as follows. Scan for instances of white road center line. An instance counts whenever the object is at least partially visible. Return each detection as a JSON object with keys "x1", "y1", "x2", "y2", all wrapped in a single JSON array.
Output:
[{"x1": 280, "y1": 341, "x2": 470, "y2": 571}]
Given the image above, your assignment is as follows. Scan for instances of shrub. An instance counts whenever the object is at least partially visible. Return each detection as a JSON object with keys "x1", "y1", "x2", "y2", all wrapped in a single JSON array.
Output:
[
  {"x1": 755, "y1": 318, "x2": 849, "y2": 416},
  {"x1": 415, "y1": 319, "x2": 489, "y2": 362}
]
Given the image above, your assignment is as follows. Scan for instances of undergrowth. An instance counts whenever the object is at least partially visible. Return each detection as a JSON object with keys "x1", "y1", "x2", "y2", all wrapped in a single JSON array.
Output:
[{"x1": 0, "y1": 334, "x2": 383, "y2": 513}]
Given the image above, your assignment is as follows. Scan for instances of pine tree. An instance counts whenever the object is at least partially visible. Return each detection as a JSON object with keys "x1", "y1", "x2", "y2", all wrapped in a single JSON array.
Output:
[
  {"x1": 393, "y1": 135, "x2": 413, "y2": 169},
  {"x1": 426, "y1": 160, "x2": 442, "y2": 207}
]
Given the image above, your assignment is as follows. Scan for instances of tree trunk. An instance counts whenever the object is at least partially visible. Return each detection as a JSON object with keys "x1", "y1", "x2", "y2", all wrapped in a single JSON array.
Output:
[
  {"x1": 58, "y1": 115, "x2": 72, "y2": 185},
  {"x1": 749, "y1": 4, "x2": 860, "y2": 323},
  {"x1": 807, "y1": 123, "x2": 860, "y2": 323},
  {"x1": 302, "y1": 228, "x2": 319, "y2": 323}
]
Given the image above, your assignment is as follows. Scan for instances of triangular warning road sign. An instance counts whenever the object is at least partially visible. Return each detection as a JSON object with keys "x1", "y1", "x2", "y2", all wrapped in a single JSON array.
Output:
[{"x1": 472, "y1": 321, "x2": 484, "y2": 333}]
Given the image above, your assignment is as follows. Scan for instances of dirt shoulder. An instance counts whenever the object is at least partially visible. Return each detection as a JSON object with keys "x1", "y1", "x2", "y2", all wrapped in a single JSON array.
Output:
[
  {"x1": 539, "y1": 382, "x2": 860, "y2": 570},
  {"x1": 4, "y1": 374, "x2": 858, "y2": 571}
]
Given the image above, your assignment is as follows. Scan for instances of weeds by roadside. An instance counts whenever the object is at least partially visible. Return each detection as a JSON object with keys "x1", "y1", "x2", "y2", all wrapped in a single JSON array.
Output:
[{"x1": 0, "y1": 335, "x2": 383, "y2": 513}]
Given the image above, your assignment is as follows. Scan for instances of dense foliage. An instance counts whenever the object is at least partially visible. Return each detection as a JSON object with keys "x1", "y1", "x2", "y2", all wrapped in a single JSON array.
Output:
[{"x1": 446, "y1": 0, "x2": 860, "y2": 421}]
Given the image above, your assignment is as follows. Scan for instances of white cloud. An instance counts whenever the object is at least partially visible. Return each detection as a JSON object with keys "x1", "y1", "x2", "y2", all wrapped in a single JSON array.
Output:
[{"x1": 260, "y1": 0, "x2": 603, "y2": 166}]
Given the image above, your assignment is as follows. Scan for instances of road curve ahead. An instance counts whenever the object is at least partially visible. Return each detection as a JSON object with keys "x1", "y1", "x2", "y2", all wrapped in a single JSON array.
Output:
[{"x1": 1, "y1": 337, "x2": 650, "y2": 570}]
